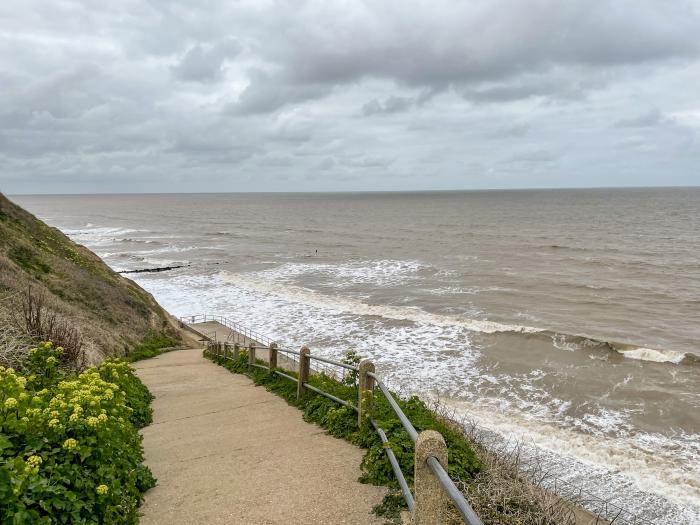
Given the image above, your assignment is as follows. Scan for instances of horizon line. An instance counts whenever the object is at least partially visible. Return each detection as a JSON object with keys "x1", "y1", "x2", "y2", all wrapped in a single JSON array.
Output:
[{"x1": 7, "y1": 184, "x2": 700, "y2": 197}]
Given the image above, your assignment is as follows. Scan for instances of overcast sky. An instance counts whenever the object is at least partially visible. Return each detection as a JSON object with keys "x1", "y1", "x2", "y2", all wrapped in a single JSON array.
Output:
[{"x1": 1, "y1": 1, "x2": 699, "y2": 194}]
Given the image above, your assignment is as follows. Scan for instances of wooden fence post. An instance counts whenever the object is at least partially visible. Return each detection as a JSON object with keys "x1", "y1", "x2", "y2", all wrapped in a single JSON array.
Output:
[
  {"x1": 269, "y1": 342, "x2": 278, "y2": 371},
  {"x1": 297, "y1": 346, "x2": 311, "y2": 400},
  {"x1": 357, "y1": 359, "x2": 375, "y2": 428},
  {"x1": 233, "y1": 343, "x2": 240, "y2": 360},
  {"x1": 413, "y1": 430, "x2": 449, "y2": 525},
  {"x1": 223, "y1": 343, "x2": 229, "y2": 360},
  {"x1": 248, "y1": 343, "x2": 256, "y2": 367}
]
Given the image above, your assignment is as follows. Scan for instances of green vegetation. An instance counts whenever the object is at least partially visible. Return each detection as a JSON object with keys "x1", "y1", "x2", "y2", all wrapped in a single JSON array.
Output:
[
  {"x1": 0, "y1": 343, "x2": 156, "y2": 524},
  {"x1": 8, "y1": 246, "x2": 51, "y2": 277},
  {"x1": 123, "y1": 334, "x2": 179, "y2": 363},
  {"x1": 204, "y1": 349, "x2": 481, "y2": 522}
]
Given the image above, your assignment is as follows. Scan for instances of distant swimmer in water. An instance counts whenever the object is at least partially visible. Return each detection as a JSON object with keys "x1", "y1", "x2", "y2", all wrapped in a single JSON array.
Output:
[{"x1": 315, "y1": 249, "x2": 318, "y2": 255}]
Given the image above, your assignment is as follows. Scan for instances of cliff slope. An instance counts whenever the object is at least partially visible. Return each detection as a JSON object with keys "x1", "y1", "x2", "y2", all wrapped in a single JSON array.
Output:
[{"x1": 0, "y1": 192, "x2": 178, "y2": 362}]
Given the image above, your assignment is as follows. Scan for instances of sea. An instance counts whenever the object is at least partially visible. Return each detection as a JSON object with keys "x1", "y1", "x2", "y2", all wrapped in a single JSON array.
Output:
[{"x1": 14, "y1": 189, "x2": 700, "y2": 524}]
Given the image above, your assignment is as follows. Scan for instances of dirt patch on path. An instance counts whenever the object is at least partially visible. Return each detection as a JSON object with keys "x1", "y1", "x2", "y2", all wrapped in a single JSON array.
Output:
[{"x1": 135, "y1": 348, "x2": 386, "y2": 524}]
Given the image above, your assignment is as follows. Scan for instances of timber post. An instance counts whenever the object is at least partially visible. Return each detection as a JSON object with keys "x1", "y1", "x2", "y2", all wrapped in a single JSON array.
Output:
[
  {"x1": 297, "y1": 346, "x2": 311, "y2": 400},
  {"x1": 357, "y1": 359, "x2": 375, "y2": 428}
]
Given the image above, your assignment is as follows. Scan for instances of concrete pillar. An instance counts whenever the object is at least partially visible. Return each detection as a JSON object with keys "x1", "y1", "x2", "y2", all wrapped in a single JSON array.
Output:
[
  {"x1": 248, "y1": 343, "x2": 256, "y2": 367},
  {"x1": 218, "y1": 342, "x2": 223, "y2": 358},
  {"x1": 223, "y1": 343, "x2": 229, "y2": 360},
  {"x1": 413, "y1": 430, "x2": 449, "y2": 525},
  {"x1": 357, "y1": 359, "x2": 375, "y2": 428},
  {"x1": 233, "y1": 343, "x2": 240, "y2": 360},
  {"x1": 269, "y1": 342, "x2": 278, "y2": 371},
  {"x1": 297, "y1": 347, "x2": 311, "y2": 400}
]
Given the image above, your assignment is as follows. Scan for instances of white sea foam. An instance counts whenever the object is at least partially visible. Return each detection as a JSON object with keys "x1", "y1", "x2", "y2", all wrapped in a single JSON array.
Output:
[
  {"x1": 440, "y1": 399, "x2": 700, "y2": 523},
  {"x1": 217, "y1": 270, "x2": 541, "y2": 335},
  {"x1": 253, "y1": 259, "x2": 429, "y2": 288},
  {"x1": 620, "y1": 347, "x2": 687, "y2": 364}
]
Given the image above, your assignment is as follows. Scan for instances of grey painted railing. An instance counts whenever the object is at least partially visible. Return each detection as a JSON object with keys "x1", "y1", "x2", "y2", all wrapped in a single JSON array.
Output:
[{"x1": 190, "y1": 315, "x2": 483, "y2": 525}]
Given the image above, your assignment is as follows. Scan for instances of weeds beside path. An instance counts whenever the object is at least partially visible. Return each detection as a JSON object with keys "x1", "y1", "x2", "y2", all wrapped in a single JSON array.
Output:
[{"x1": 134, "y1": 348, "x2": 385, "y2": 525}]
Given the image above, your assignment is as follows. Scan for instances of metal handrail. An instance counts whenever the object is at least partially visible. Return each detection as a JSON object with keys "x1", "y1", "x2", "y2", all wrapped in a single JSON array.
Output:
[
  {"x1": 182, "y1": 314, "x2": 346, "y2": 380},
  {"x1": 367, "y1": 371, "x2": 419, "y2": 442},
  {"x1": 194, "y1": 315, "x2": 482, "y2": 524},
  {"x1": 427, "y1": 456, "x2": 484, "y2": 524},
  {"x1": 366, "y1": 371, "x2": 483, "y2": 524},
  {"x1": 309, "y1": 354, "x2": 359, "y2": 372},
  {"x1": 372, "y1": 421, "x2": 415, "y2": 513}
]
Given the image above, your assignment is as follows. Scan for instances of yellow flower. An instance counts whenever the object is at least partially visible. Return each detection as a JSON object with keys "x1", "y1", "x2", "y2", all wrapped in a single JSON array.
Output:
[
  {"x1": 97, "y1": 413, "x2": 108, "y2": 423},
  {"x1": 16, "y1": 376, "x2": 27, "y2": 388},
  {"x1": 69, "y1": 413, "x2": 79, "y2": 422},
  {"x1": 86, "y1": 416, "x2": 99, "y2": 427},
  {"x1": 48, "y1": 418, "x2": 60, "y2": 428},
  {"x1": 27, "y1": 455, "x2": 42, "y2": 468},
  {"x1": 63, "y1": 438, "x2": 77, "y2": 449},
  {"x1": 4, "y1": 398, "x2": 17, "y2": 409},
  {"x1": 96, "y1": 484, "x2": 108, "y2": 495},
  {"x1": 51, "y1": 410, "x2": 59, "y2": 418},
  {"x1": 46, "y1": 356, "x2": 57, "y2": 365}
]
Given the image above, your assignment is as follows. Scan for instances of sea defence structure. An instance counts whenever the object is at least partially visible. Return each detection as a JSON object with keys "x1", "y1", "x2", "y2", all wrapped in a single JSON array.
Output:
[{"x1": 179, "y1": 314, "x2": 485, "y2": 525}]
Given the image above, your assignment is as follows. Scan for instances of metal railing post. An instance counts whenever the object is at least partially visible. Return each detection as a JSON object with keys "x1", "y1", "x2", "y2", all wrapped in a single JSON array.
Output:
[
  {"x1": 414, "y1": 431, "x2": 449, "y2": 525},
  {"x1": 269, "y1": 342, "x2": 278, "y2": 371},
  {"x1": 358, "y1": 359, "x2": 375, "y2": 428},
  {"x1": 297, "y1": 346, "x2": 311, "y2": 400},
  {"x1": 248, "y1": 343, "x2": 256, "y2": 368}
]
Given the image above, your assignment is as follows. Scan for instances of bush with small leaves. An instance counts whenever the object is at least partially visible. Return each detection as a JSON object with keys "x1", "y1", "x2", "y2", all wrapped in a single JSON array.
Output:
[{"x1": 0, "y1": 342, "x2": 155, "y2": 524}]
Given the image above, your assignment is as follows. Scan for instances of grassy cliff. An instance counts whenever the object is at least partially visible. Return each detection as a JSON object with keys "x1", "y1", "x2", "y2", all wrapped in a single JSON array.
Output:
[{"x1": 0, "y1": 193, "x2": 178, "y2": 363}]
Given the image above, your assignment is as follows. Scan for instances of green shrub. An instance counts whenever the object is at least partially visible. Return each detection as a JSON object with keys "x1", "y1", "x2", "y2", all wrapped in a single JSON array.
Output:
[
  {"x1": 8, "y1": 245, "x2": 50, "y2": 276},
  {"x1": 0, "y1": 342, "x2": 156, "y2": 524},
  {"x1": 124, "y1": 333, "x2": 178, "y2": 363}
]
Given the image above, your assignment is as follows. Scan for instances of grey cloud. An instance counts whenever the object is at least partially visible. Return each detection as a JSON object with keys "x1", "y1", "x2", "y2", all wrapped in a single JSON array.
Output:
[
  {"x1": 317, "y1": 157, "x2": 335, "y2": 170},
  {"x1": 171, "y1": 39, "x2": 240, "y2": 83},
  {"x1": 0, "y1": 0, "x2": 699, "y2": 193},
  {"x1": 506, "y1": 150, "x2": 559, "y2": 164},
  {"x1": 461, "y1": 77, "x2": 587, "y2": 104},
  {"x1": 272, "y1": 2, "x2": 700, "y2": 90},
  {"x1": 229, "y1": 72, "x2": 332, "y2": 115},
  {"x1": 362, "y1": 96, "x2": 413, "y2": 116},
  {"x1": 488, "y1": 124, "x2": 531, "y2": 139},
  {"x1": 615, "y1": 109, "x2": 667, "y2": 128}
]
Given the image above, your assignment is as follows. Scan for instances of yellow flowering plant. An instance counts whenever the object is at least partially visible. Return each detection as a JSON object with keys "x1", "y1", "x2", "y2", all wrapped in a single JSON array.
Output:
[{"x1": 0, "y1": 342, "x2": 156, "y2": 523}]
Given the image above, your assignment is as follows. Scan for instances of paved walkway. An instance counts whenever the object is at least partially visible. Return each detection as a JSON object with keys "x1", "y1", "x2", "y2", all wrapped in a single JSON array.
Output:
[{"x1": 134, "y1": 349, "x2": 385, "y2": 524}]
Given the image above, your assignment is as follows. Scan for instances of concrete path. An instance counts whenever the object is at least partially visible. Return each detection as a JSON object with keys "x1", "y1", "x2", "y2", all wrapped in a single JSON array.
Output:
[{"x1": 134, "y1": 349, "x2": 386, "y2": 524}]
